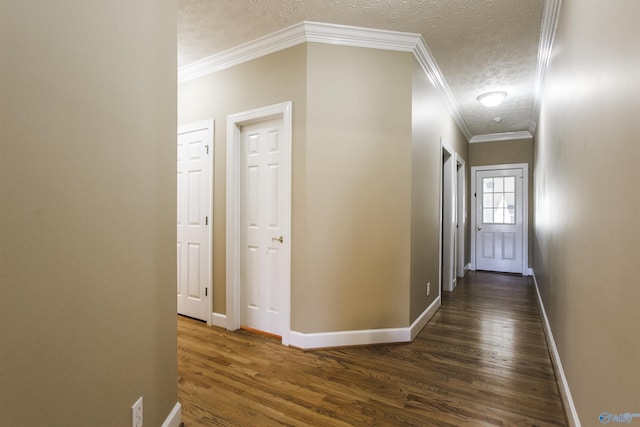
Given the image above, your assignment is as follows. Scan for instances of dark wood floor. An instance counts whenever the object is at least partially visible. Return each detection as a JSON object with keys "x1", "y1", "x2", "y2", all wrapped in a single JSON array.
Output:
[{"x1": 178, "y1": 271, "x2": 566, "y2": 426}]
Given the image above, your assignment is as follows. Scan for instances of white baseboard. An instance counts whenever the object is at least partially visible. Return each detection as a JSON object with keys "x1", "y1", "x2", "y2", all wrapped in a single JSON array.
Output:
[
  {"x1": 289, "y1": 297, "x2": 441, "y2": 350},
  {"x1": 289, "y1": 327, "x2": 408, "y2": 350},
  {"x1": 525, "y1": 267, "x2": 534, "y2": 276},
  {"x1": 210, "y1": 312, "x2": 227, "y2": 329},
  {"x1": 532, "y1": 271, "x2": 581, "y2": 427},
  {"x1": 161, "y1": 402, "x2": 182, "y2": 427},
  {"x1": 410, "y1": 296, "x2": 441, "y2": 340},
  {"x1": 465, "y1": 263, "x2": 471, "y2": 272}
]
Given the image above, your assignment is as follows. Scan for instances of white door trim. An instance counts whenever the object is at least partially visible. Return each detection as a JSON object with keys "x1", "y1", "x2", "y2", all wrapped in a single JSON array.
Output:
[
  {"x1": 470, "y1": 163, "x2": 528, "y2": 275},
  {"x1": 226, "y1": 102, "x2": 292, "y2": 346},
  {"x1": 440, "y1": 139, "x2": 456, "y2": 292},
  {"x1": 455, "y1": 154, "x2": 466, "y2": 278},
  {"x1": 177, "y1": 119, "x2": 213, "y2": 324}
]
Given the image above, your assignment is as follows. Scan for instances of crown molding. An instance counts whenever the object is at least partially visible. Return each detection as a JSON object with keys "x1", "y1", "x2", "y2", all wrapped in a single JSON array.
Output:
[
  {"x1": 178, "y1": 21, "x2": 421, "y2": 83},
  {"x1": 302, "y1": 21, "x2": 420, "y2": 52},
  {"x1": 413, "y1": 38, "x2": 472, "y2": 140},
  {"x1": 178, "y1": 21, "x2": 472, "y2": 141},
  {"x1": 469, "y1": 131, "x2": 533, "y2": 144},
  {"x1": 529, "y1": 0, "x2": 563, "y2": 135},
  {"x1": 178, "y1": 22, "x2": 307, "y2": 83}
]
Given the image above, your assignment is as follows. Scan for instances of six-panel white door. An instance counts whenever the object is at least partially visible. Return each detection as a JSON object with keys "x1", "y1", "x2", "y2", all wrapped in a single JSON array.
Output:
[
  {"x1": 177, "y1": 126, "x2": 211, "y2": 321},
  {"x1": 240, "y1": 118, "x2": 287, "y2": 336},
  {"x1": 475, "y1": 168, "x2": 524, "y2": 273}
]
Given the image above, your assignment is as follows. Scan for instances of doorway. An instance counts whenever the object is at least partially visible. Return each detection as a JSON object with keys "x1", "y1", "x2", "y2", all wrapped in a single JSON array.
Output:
[
  {"x1": 441, "y1": 141, "x2": 456, "y2": 292},
  {"x1": 471, "y1": 164, "x2": 528, "y2": 274},
  {"x1": 226, "y1": 102, "x2": 292, "y2": 346}
]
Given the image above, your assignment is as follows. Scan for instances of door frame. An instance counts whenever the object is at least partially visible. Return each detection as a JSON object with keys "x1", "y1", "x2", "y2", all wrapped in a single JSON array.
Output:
[
  {"x1": 177, "y1": 119, "x2": 214, "y2": 324},
  {"x1": 455, "y1": 154, "x2": 466, "y2": 278},
  {"x1": 470, "y1": 163, "x2": 528, "y2": 275},
  {"x1": 225, "y1": 102, "x2": 292, "y2": 346},
  {"x1": 440, "y1": 139, "x2": 456, "y2": 292}
]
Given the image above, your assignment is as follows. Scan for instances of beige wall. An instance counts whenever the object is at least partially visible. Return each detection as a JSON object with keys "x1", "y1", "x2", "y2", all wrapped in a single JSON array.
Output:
[
  {"x1": 533, "y1": 0, "x2": 640, "y2": 424},
  {"x1": 179, "y1": 43, "x2": 415, "y2": 332},
  {"x1": 410, "y1": 60, "x2": 469, "y2": 322},
  {"x1": 0, "y1": 1, "x2": 178, "y2": 426},
  {"x1": 469, "y1": 138, "x2": 534, "y2": 268},
  {"x1": 302, "y1": 44, "x2": 413, "y2": 331}
]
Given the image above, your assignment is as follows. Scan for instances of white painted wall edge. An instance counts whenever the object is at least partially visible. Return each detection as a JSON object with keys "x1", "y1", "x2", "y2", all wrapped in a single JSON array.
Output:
[
  {"x1": 210, "y1": 312, "x2": 227, "y2": 329},
  {"x1": 289, "y1": 296, "x2": 441, "y2": 350},
  {"x1": 532, "y1": 272, "x2": 581, "y2": 427},
  {"x1": 161, "y1": 402, "x2": 182, "y2": 427}
]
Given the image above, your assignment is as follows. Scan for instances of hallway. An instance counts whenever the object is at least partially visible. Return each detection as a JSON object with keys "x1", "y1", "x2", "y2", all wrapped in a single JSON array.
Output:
[{"x1": 178, "y1": 272, "x2": 566, "y2": 426}]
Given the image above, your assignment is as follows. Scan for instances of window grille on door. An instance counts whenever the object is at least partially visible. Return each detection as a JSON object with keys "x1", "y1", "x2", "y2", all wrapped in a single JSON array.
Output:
[{"x1": 482, "y1": 176, "x2": 516, "y2": 224}]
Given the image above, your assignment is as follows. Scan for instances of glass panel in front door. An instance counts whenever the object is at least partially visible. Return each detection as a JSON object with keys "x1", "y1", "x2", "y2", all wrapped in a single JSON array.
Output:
[{"x1": 481, "y1": 176, "x2": 516, "y2": 224}]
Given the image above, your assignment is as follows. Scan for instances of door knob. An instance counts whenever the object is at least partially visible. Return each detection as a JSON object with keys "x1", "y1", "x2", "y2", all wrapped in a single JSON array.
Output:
[
  {"x1": 272, "y1": 235, "x2": 284, "y2": 244},
  {"x1": 477, "y1": 226, "x2": 482, "y2": 231}
]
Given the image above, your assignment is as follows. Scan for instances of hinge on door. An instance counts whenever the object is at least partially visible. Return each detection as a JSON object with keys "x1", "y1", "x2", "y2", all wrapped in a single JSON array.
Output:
[
  {"x1": 474, "y1": 192, "x2": 477, "y2": 197},
  {"x1": 205, "y1": 288, "x2": 208, "y2": 297},
  {"x1": 205, "y1": 216, "x2": 208, "y2": 225},
  {"x1": 205, "y1": 145, "x2": 209, "y2": 154}
]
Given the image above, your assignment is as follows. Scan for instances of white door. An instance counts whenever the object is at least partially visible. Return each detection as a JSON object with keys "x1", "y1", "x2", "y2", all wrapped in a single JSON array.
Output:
[
  {"x1": 240, "y1": 117, "x2": 288, "y2": 336},
  {"x1": 177, "y1": 123, "x2": 212, "y2": 321},
  {"x1": 475, "y1": 168, "x2": 523, "y2": 273}
]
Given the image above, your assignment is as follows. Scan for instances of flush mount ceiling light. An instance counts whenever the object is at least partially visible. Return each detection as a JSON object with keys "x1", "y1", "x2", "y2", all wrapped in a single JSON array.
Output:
[{"x1": 478, "y1": 91, "x2": 507, "y2": 107}]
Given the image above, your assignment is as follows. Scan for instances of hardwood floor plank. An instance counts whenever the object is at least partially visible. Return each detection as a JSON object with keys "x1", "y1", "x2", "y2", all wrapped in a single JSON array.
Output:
[{"x1": 178, "y1": 271, "x2": 566, "y2": 426}]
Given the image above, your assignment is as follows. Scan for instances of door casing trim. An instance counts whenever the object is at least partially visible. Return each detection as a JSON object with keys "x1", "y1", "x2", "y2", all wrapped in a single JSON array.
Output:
[
  {"x1": 455, "y1": 154, "x2": 466, "y2": 279},
  {"x1": 226, "y1": 102, "x2": 292, "y2": 346},
  {"x1": 440, "y1": 139, "x2": 456, "y2": 292},
  {"x1": 470, "y1": 163, "x2": 529, "y2": 275}
]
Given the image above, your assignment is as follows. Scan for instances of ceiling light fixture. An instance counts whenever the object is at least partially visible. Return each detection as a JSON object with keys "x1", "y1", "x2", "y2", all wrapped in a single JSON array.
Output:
[{"x1": 478, "y1": 91, "x2": 507, "y2": 107}]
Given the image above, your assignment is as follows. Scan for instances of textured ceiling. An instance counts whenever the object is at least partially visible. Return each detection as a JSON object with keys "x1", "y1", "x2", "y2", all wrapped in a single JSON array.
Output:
[{"x1": 178, "y1": 0, "x2": 545, "y2": 139}]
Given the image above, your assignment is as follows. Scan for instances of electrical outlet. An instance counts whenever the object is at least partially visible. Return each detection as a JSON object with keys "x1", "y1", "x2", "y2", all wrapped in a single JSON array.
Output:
[
  {"x1": 132, "y1": 396, "x2": 143, "y2": 427},
  {"x1": 426, "y1": 282, "x2": 431, "y2": 296}
]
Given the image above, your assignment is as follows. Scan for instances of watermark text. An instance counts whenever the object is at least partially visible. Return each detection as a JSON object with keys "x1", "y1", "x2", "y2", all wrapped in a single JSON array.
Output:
[{"x1": 600, "y1": 412, "x2": 640, "y2": 425}]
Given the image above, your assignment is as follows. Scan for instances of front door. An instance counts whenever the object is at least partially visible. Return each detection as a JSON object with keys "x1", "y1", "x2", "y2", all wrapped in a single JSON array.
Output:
[
  {"x1": 475, "y1": 168, "x2": 524, "y2": 273},
  {"x1": 177, "y1": 123, "x2": 212, "y2": 321},
  {"x1": 240, "y1": 117, "x2": 288, "y2": 336}
]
